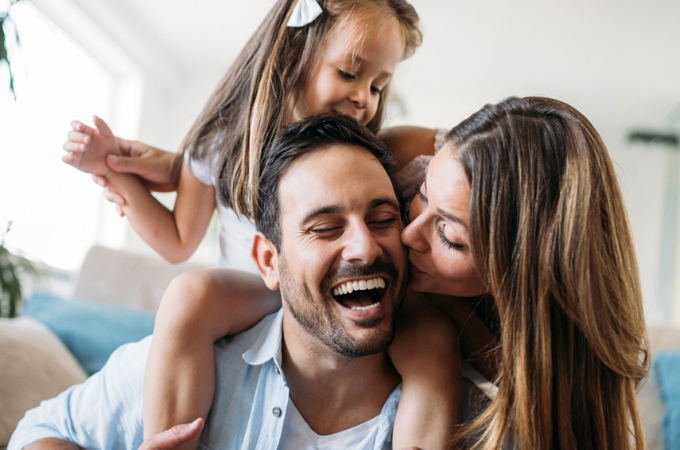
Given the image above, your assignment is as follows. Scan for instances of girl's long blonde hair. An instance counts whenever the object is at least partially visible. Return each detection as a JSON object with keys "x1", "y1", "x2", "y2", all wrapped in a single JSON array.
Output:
[
  {"x1": 180, "y1": 0, "x2": 421, "y2": 218},
  {"x1": 448, "y1": 97, "x2": 649, "y2": 450}
]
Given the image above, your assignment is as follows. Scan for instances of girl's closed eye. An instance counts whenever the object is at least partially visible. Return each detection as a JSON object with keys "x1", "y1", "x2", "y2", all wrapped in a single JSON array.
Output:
[{"x1": 338, "y1": 69, "x2": 356, "y2": 81}]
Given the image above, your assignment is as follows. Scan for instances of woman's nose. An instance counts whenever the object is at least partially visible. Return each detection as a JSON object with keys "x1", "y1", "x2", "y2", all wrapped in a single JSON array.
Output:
[{"x1": 401, "y1": 213, "x2": 428, "y2": 253}]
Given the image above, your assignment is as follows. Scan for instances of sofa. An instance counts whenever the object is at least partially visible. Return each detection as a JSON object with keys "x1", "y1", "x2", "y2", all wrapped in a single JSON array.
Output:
[{"x1": 1, "y1": 245, "x2": 679, "y2": 449}]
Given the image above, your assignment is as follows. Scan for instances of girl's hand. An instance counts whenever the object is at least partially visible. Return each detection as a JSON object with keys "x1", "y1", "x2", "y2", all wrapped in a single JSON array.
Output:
[
  {"x1": 138, "y1": 419, "x2": 204, "y2": 450},
  {"x1": 106, "y1": 141, "x2": 182, "y2": 193},
  {"x1": 62, "y1": 116, "x2": 120, "y2": 176}
]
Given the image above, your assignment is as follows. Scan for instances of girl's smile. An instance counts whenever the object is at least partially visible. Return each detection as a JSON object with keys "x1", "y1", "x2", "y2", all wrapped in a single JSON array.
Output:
[{"x1": 291, "y1": 15, "x2": 405, "y2": 126}]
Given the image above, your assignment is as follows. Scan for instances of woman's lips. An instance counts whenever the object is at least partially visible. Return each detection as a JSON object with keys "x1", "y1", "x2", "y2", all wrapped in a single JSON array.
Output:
[{"x1": 409, "y1": 260, "x2": 426, "y2": 275}]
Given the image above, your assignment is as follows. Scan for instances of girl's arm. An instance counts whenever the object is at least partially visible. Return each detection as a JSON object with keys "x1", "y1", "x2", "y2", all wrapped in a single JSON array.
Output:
[
  {"x1": 379, "y1": 126, "x2": 437, "y2": 169},
  {"x1": 106, "y1": 161, "x2": 214, "y2": 264},
  {"x1": 428, "y1": 294, "x2": 499, "y2": 382},
  {"x1": 389, "y1": 292, "x2": 464, "y2": 450},
  {"x1": 144, "y1": 269, "x2": 282, "y2": 450}
]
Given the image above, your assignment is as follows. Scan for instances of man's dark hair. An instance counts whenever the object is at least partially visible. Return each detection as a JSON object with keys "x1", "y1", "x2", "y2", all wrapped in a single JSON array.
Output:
[{"x1": 256, "y1": 113, "x2": 400, "y2": 252}]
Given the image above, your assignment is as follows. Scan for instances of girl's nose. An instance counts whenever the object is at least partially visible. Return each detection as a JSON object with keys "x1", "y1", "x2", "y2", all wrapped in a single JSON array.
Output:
[{"x1": 349, "y1": 82, "x2": 371, "y2": 109}]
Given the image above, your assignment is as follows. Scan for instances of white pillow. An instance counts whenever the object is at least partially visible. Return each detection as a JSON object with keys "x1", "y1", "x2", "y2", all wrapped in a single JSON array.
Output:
[{"x1": 0, "y1": 317, "x2": 87, "y2": 447}]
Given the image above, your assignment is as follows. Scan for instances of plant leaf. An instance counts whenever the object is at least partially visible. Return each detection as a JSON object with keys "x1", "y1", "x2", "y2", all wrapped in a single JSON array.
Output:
[{"x1": 0, "y1": 18, "x2": 7, "y2": 62}]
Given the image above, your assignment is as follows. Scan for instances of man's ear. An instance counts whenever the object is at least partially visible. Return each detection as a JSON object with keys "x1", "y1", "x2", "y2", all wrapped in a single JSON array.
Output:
[{"x1": 251, "y1": 231, "x2": 280, "y2": 290}]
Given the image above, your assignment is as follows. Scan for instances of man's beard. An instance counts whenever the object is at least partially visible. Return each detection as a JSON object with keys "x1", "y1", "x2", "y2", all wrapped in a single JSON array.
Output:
[{"x1": 278, "y1": 256, "x2": 404, "y2": 357}]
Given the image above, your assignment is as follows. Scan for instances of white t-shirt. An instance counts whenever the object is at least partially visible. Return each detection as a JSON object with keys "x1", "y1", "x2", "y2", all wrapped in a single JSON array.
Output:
[{"x1": 279, "y1": 399, "x2": 390, "y2": 450}]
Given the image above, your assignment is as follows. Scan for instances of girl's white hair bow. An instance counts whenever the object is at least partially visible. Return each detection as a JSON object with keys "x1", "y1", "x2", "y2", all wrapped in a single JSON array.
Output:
[{"x1": 287, "y1": 0, "x2": 323, "y2": 27}]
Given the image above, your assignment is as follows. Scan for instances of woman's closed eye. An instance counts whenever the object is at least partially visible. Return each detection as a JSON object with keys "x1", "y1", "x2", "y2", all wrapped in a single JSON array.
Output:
[{"x1": 438, "y1": 224, "x2": 465, "y2": 251}]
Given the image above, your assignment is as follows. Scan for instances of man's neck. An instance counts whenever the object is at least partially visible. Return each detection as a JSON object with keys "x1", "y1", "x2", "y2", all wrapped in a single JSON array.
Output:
[{"x1": 280, "y1": 316, "x2": 401, "y2": 436}]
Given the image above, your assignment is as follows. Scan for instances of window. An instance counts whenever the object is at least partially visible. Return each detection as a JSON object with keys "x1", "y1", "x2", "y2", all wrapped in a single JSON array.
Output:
[{"x1": 0, "y1": 3, "x2": 123, "y2": 270}]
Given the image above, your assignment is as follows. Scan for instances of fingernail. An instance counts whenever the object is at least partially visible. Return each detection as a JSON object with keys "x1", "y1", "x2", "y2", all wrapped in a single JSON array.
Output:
[
  {"x1": 109, "y1": 155, "x2": 118, "y2": 164},
  {"x1": 84, "y1": 137, "x2": 90, "y2": 144},
  {"x1": 94, "y1": 178, "x2": 104, "y2": 186},
  {"x1": 79, "y1": 144, "x2": 86, "y2": 151},
  {"x1": 189, "y1": 418, "x2": 201, "y2": 429}
]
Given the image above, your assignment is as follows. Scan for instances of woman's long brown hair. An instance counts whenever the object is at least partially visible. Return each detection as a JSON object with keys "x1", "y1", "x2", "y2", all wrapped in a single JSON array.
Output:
[
  {"x1": 179, "y1": 0, "x2": 421, "y2": 218},
  {"x1": 448, "y1": 97, "x2": 648, "y2": 449}
]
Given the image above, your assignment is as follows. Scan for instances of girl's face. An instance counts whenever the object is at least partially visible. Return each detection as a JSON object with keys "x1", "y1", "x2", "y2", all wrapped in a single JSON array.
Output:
[
  {"x1": 291, "y1": 15, "x2": 405, "y2": 126},
  {"x1": 401, "y1": 145, "x2": 487, "y2": 297}
]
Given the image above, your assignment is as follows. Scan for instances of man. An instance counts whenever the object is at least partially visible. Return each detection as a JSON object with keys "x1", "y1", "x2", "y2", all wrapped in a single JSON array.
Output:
[{"x1": 9, "y1": 114, "x2": 409, "y2": 450}]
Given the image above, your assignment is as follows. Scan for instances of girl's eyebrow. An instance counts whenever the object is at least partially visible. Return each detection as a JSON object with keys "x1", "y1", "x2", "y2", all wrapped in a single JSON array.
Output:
[{"x1": 343, "y1": 55, "x2": 393, "y2": 78}]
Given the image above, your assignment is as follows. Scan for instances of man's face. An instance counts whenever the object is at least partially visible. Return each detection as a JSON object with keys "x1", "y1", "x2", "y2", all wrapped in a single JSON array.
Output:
[{"x1": 275, "y1": 144, "x2": 407, "y2": 357}]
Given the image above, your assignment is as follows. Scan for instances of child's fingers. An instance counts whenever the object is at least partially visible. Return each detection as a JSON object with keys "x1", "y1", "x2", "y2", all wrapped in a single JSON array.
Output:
[
  {"x1": 138, "y1": 418, "x2": 203, "y2": 450},
  {"x1": 62, "y1": 152, "x2": 74, "y2": 165},
  {"x1": 63, "y1": 140, "x2": 87, "y2": 152},
  {"x1": 93, "y1": 115, "x2": 114, "y2": 138},
  {"x1": 67, "y1": 130, "x2": 91, "y2": 145},
  {"x1": 91, "y1": 174, "x2": 108, "y2": 188},
  {"x1": 71, "y1": 120, "x2": 95, "y2": 136},
  {"x1": 102, "y1": 187, "x2": 125, "y2": 206}
]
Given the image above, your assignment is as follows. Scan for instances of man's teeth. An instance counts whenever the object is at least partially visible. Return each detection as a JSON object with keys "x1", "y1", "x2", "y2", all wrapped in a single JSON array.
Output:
[
  {"x1": 350, "y1": 302, "x2": 380, "y2": 311},
  {"x1": 332, "y1": 277, "x2": 386, "y2": 297}
]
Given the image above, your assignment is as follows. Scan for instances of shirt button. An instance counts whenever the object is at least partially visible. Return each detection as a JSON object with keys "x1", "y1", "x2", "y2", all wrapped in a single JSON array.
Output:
[
  {"x1": 274, "y1": 366, "x2": 280, "y2": 375},
  {"x1": 272, "y1": 407, "x2": 282, "y2": 417}
]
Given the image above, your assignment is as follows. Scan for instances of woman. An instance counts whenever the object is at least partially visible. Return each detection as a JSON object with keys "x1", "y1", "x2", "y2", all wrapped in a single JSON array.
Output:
[{"x1": 402, "y1": 96, "x2": 649, "y2": 449}]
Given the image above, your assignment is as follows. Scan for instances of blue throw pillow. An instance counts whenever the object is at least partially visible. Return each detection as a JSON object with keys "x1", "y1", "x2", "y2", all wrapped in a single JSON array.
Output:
[
  {"x1": 654, "y1": 351, "x2": 680, "y2": 449},
  {"x1": 22, "y1": 291, "x2": 155, "y2": 375}
]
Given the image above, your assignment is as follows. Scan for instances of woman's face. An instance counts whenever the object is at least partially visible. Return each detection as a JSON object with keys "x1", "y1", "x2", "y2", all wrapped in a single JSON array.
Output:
[{"x1": 401, "y1": 144, "x2": 486, "y2": 297}]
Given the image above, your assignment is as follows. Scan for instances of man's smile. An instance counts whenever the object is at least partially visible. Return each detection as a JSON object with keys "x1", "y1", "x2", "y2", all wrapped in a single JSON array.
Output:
[{"x1": 330, "y1": 276, "x2": 390, "y2": 317}]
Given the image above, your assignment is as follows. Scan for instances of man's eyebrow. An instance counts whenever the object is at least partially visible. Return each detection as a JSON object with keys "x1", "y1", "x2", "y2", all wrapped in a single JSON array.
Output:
[
  {"x1": 369, "y1": 197, "x2": 400, "y2": 211},
  {"x1": 437, "y1": 208, "x2": 468, "y2": 230},
  {"x1": 301, "y1": 205, "x2": 341, "y2": 224}
]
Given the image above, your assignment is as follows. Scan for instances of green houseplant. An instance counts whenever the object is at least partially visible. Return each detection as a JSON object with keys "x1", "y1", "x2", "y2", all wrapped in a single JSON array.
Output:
[
  {"x1": 0, "y1": 221, "x2": 39, "y2": 318},
  {"x1": 1, "y1": 0, "x2": 22, "y2": 99}
]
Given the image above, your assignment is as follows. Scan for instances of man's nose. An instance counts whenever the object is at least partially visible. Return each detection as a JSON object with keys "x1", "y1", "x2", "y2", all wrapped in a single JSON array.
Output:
[{"x1": 341, "y1": 222, "x2": 383, "y2": 265}]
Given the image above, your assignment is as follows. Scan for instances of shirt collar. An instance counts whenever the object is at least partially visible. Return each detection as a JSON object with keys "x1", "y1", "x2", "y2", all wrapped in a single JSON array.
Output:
[{"x1": 242, "y1": 308, "x2": 284, "y2": 367}]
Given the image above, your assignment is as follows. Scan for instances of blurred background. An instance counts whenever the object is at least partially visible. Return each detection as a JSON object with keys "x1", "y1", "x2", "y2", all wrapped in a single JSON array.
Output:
[{"x1": 1, "y1": 0, "x2": 679, "y2": 325}]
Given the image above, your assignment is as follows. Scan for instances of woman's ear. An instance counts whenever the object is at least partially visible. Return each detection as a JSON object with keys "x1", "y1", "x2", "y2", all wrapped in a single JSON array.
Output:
[{"x1": 251, "y1": 232, "x2": 280, "y2": 290}]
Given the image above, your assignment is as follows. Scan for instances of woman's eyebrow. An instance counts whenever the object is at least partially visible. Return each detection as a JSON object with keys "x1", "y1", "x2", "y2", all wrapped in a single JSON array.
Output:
[{"x1": 437, "y1": 208, "x2": 468, "y2": 230}]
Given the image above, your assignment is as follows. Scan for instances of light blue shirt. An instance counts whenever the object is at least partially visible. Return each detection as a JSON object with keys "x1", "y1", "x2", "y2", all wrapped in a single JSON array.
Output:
[{"x1": 9, "y1": 310, "x2": 401, "y2": 450}]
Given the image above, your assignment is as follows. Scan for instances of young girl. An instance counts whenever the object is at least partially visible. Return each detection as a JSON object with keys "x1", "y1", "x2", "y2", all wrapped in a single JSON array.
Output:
[{"x1": 64, "y1": 1, "x2": 469, "y2": 449}]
